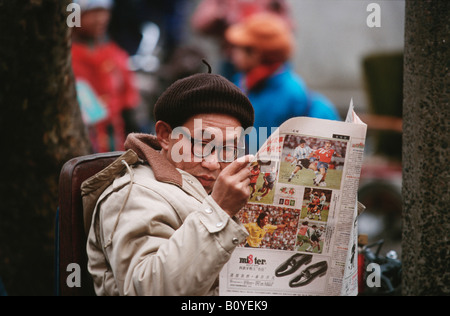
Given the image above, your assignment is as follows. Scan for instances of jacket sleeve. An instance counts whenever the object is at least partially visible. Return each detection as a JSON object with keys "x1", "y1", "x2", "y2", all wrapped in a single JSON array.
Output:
[{"x1": 94, "y1": 181, "x2": 248, "y2": 296}]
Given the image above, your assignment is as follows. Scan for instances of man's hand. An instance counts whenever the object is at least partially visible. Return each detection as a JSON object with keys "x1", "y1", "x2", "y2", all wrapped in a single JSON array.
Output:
[{"x1": 211, "y1": 155, "x2": 254, "y2": 218}]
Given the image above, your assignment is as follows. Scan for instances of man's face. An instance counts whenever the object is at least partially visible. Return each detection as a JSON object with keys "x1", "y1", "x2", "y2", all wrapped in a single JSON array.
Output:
[
  {"x1": 230, "y1": 45, "x2": 262, "y2": 73},
  {"x1": 165, "y1": 113, "x2": 243, "y2": 194}
]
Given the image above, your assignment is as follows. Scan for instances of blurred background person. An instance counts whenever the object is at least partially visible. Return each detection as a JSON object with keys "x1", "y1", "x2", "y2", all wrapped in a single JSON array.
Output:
[
  {"x1": 72, "y1": 0, "x2": 140, "y2": 153},
  {"x1": 191, "y1": 0, "x2": 292, "y2": 80},
  {"x1": 107, "y1": 0, "x2": 206, "y2": 135},
  {"x1": 225, "y1": 12, "x2": 340, "y2": 140},
  {"x1": 108, "y1": 0, "x2": 189, "y2": 62}
]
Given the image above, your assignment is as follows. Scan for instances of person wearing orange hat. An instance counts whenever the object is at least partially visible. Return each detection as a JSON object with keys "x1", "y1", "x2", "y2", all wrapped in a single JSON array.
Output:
[
  {"x1": 192, "y1": 0, "x2": 293, "y2": 81},
  {"x1": 225, "y1": 13, "x2": 340, "y2": 143}
]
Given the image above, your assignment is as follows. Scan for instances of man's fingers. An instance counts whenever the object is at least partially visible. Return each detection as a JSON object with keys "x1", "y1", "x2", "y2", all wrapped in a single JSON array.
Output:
[
  {"x1": 243, "y1": 178, "x2": 251, "y2": 190},
  {"x1": 225, "y1": 155, "x2": 255, "y2": 174},
  {"x1": 235, "y1": 164, "x2": 252, "y2": 181}
]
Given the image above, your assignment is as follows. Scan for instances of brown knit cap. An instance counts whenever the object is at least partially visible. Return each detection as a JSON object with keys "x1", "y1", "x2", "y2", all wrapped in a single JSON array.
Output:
[{"x1": 154, "y1": 70, "x2": 255, "y2": 129}]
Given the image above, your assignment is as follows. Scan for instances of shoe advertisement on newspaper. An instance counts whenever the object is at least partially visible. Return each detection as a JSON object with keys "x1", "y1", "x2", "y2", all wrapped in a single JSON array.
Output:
[{"x1": 220, "y1": 105, "x2": 367, "y2": 296}]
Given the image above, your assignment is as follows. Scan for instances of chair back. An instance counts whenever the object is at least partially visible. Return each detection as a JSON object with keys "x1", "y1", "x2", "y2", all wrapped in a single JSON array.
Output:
[{"x1": 56, "y1": 152, "x2": 123, "y2": 296}]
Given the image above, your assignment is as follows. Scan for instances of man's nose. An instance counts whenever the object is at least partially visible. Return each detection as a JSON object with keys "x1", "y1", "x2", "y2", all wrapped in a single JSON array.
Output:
[{"x1": 201, "y1": 151, "x2": 221, "y2": 171}]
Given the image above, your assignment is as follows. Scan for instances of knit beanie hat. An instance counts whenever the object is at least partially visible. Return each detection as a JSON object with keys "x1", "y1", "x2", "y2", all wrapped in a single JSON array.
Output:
[{"x1": 154, "y1": 64, "x2": 255, "y2": 129}]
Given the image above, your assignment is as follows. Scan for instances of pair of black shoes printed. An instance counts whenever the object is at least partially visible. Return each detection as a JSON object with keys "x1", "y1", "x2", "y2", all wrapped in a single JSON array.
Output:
[{"x1": 275, "y1": 254, "x2": 328, "y2": 288}]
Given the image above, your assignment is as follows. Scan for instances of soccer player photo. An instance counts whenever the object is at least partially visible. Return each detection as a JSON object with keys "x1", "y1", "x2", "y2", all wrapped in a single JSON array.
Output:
[
  {"x1": 279, "y1": 135, "x2": 347, "y2": 190},
  {"x1": 301, "y1": 188, "x2": 332, "y2": 223},
  {"x1": 248, "y1": 160, "x2": 279, "y2": 205},
  {"x1": 238, "y1": 205, "x2": 301, "y2": 251},
  {"x1": 296, "y1": 221, "x2": 327, "y2": 254},
  {"x1": 249, "y1": 161, "x2": 261, "y2": 200}
]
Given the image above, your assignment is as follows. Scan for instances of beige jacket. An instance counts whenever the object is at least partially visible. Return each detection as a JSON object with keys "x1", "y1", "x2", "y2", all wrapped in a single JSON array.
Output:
[{"x1": 82, "y1": 134, "x2": 249, "y2": 296}]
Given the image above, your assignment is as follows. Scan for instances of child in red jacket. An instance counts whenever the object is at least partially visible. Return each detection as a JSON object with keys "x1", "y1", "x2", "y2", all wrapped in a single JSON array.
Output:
[{"x1": 72, "y1": 0, "x2": 139, "y2": 152}]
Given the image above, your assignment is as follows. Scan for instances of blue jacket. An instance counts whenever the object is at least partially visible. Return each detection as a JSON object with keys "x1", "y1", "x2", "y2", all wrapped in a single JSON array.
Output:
[{"x1": 235, "y1": 64, "x2": 341, "y2": 132}]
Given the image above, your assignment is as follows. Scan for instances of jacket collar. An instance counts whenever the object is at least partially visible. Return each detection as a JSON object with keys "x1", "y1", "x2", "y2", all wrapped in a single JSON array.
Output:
[
  {"x1": 244, "y1": 62, "x2": 283, "y2": 91},
  {"x1": 124, "y1": 133, "x2": 183, "y2": 188}
]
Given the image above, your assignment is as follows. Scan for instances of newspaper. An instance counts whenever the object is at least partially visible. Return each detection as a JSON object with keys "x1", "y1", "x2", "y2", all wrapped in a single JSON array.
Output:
[{"x1": 219, "y1": 104, "x2": 367, "y2": 296}]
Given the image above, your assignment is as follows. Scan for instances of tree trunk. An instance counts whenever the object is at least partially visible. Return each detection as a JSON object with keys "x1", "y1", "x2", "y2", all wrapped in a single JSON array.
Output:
[
  {"x1": 402, "y1": 0, "x2": 449, "y2": 295},
  {"x1": 0, "y1": 0, "x2": 91, "y2": 295}
]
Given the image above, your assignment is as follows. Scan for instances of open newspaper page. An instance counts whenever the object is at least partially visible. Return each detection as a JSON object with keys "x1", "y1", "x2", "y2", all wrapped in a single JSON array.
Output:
[{"x1": 220, "y1": 110, "x2": 367, "y2": 296}]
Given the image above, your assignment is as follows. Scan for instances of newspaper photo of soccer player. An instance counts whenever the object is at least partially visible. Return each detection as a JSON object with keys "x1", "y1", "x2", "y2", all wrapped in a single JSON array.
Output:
[
  {"x1": 301, "y1": 187, "x2": 332, "y2": 223},
  {"x1": 295, "y1": 221, "x2": 328, "y2": 255},
  {"x1": 279, "y1": 135, "x2": 347, "y2": 190},
  {"x1": 238, "y1": 204, "x2": 301, "y2": 251},
  {"x1": 248, "y1": 160, "x2": 279, "y2": 205}
]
